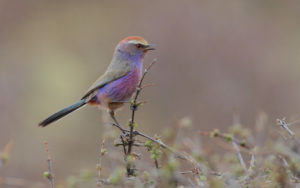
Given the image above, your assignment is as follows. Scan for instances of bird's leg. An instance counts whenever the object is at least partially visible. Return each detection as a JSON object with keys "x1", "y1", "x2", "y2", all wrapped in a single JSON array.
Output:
[
  {"x1": 109, "y1": 110, "x2": 127, "y2": 134},
  {"x1": 110, "y1": 111, "x2": 129, "y2": 162}
]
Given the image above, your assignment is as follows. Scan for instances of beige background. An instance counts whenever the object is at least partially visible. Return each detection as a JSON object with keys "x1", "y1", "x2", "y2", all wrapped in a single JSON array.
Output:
[{"x1": 1, "y1": 0, "x2": 300, "y2": 183}]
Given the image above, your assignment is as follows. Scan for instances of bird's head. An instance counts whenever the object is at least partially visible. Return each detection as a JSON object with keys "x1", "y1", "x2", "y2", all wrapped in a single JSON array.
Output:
[{"x1": 116, "y1": 36, "x2": 155, "y2": 59}]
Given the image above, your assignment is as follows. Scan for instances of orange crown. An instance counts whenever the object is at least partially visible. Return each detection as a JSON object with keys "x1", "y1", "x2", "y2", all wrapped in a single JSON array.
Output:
[{"x1": 119, "y1": 36, "x2": 149, "y2": 46}]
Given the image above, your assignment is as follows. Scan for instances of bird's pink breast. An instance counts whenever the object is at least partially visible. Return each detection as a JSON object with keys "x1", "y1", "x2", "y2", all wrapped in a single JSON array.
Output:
[{"x1": 93, "y1": 66, "x2": 142, "y2": 108}]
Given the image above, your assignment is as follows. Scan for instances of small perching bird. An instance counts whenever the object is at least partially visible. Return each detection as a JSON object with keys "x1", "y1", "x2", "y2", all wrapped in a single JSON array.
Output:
[{"x1": 39, "y1": 36, "x2": 155, "y2": 127}]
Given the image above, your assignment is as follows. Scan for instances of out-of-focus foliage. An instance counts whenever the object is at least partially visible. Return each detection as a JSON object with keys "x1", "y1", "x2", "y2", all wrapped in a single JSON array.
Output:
[
  {"x1": 3, "y1": 114, "x2": 300, "y2": 187},
  {"x1": 73, "y1": 115, "x2": 300, "y2": 187}
]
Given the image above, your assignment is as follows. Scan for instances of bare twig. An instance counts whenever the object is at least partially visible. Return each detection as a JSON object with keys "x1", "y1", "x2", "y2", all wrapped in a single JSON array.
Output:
[
  {"x1": 133, "y1": 130, "x2": 173, "y2": 151},
  {"x1": 97, "y1": 139, "x2": 106, "y2": 188},
  {"x1": 114, "y1": 142, "x2": 145, "y2": 147},
  {"x1": 120, "y1": 136, "x2": 127, "y2": 156},
  {"x1": 154, "y1": 159, "x2": 159, "y2": 169},
  {"x1": 248, "y1": 150, "x2": 256, "y2": 172},
  {"x1": 141, "y1": 83, "x2": 154, "y2": 89},
  {"x1": 285, "y1": 119, "x2": 300, "y2": 127},
  {"x1": 241, "y1": 150, "x2": 256, "y2": 183},
  {"x1": 127, "y1": 59, "x2": 157, "y2": 155},
  {"x1": 44, "y1": 141, "x2": 54, "y2": 188},
  {"x1": 133, "y1": 130, "x2": 191, "y2": 161},
  {"x1": 180, "y1": 171, "x2": 194, "y2": 175},
  {"x1": 111, "y1": 120, "x2": 183, "y2": 157},
  {"x1": 277, "y1": 118, "x2": 295, "y2": 137},
  {"x1": 232, "y1": 141, "x2": 247, "y2": 172},
  {"x1": 198, "y1": 130, "x2": 251, "y2": 150},
  {"x1": 126, "y1": 59, "x2": 157, "y2": 175}
]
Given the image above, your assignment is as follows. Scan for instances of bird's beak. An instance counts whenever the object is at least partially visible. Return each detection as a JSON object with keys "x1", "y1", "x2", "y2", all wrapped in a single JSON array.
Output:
[{"x1": 144, "y1": 44, "x2": 156, "y2": 51}]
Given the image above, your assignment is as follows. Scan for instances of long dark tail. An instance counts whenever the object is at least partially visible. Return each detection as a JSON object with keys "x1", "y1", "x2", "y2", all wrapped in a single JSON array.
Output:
[{"x1": 39, "y1": 99, "x2": 87, "y2": 127}]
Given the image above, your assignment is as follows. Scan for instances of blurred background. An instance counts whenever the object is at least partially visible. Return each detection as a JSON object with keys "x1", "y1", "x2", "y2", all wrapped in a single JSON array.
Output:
[{"x1": 1, "y1": 0, "x2": 300, "y2": 186}]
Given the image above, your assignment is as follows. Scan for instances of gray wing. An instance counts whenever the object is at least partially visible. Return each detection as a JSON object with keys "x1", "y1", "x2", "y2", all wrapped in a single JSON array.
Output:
[{"x1": 81, "y1": 69, "x2": 130, "y2": 100}]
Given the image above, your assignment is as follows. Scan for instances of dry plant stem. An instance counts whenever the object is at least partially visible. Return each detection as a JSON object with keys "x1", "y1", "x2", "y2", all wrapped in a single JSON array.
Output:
[
  {"x1": 133, "y1": 130, "x2": 170, "y2": 150},
  {"x1": 232, "y1": 141, "x2": 247, "y2": 172},
  {"x1": 127, "y1": 104, "x2": 137, "y2": 155},
  {"x1": 111, "y1": 118, "x2": 178, "y2": 154},
  {"x1": 286, "y1": 119, "x2": 300, "y2": 126},
  {"x1": 115, "y1": 142, "x2": 145, "y2": 147},
  {"x1": 120, "y1": 136, "x2": 127, "y2": 155},
  {"x1": 44, "y1": 141, "x2": 54, "y2": 188},
  {"x1": 277, "y1": 118, "x2": 295, "y2": 137},
  {"x1": 133, "y1": 130, "x2": 188, "y2": 160},
  {"x1": 198, "y1": 131, "x2": 251, "y2": 150},
  {"x1": 127, "y1": 59, "x2": 157, "y2": 155},
  {"x1": 97, "y1": 139, "x2": 105, "y2": 187},
  {"x1": 154, "y1": 160, "x2": 159, "y2": 169},
  {"x1": 180, "y1": 171, "x2": 194, "y2": 175},
  {"x1": 125, "y1": 59, "x2": 157, "y2": 175},
  {"x1": 248, "y1": 151, "x2": 255, "y2": 172},
  {"x1": 242, "y1": 151, "x2": 256, "y2": 183}
]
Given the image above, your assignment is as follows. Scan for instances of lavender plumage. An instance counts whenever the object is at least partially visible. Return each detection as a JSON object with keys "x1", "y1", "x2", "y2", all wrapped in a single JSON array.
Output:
[{"x1": 39, "y1": 36, "x2": 154, "y2": 127}]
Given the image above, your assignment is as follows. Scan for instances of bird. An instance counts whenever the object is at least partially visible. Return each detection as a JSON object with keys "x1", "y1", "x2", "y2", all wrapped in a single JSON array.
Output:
[{"x1": 39, "y1": 36, "x2": 155, "y2": 127}]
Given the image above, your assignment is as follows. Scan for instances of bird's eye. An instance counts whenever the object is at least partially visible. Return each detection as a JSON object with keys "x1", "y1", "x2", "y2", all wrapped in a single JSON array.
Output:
[{"x1": 136, "y1": 44, "x2": 142, "y2": 48}]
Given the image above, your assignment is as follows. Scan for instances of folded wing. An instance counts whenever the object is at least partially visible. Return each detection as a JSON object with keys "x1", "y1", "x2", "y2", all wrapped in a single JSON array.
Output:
[{"x1": 81, "y1": 69, "x2": 130, "y2": 100}]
